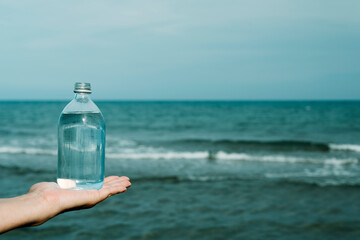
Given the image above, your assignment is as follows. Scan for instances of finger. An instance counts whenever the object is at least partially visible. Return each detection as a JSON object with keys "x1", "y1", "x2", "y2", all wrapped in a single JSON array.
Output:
[
  {"x1": 104, "y1": 176, "x2": 120, "y2": 183},
  {"x1": 98, "y1": 185, "x2": 127, "y2": 200},
  {"x1": 59, "y1": 178, "x2": 131, "y2": 211},
  {"x1": 105, "y1": 178, "x2": 131, "y2": 187},
  {"x1": 109, "y1": 186, "x2": 127, "y2": 195},
  {"x1": 120, "y1": 176, "x2": 130, "y2": 181},
  {"x1": 107, "y1": 181, "x2": 131, "y2": 190},
  {"x1": 102, "y1": 181, "x2": 131, "y2": 195},
  {"x1": 104, "y1": 178, "x2": 131, "y2": 189},
  {"x1": 121, "y1": 180, "x2": 131, "y2": 188},
  {"x1": 104, "y1": 176, "x2": 130, "y2": 183},
  {"x1": 125, "y1": 181, "x2": 131, "y2": 188}
]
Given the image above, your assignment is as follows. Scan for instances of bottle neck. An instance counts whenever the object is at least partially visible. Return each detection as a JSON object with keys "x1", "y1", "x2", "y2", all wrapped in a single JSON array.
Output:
[{"x1": 74, "y1": 93, "x2": 91, "y2": 102}]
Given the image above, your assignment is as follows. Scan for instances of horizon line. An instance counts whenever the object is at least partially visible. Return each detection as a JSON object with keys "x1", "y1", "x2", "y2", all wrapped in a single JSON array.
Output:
[{"x1": 0, "y1": 99, "x2": 359, "y2": 102}]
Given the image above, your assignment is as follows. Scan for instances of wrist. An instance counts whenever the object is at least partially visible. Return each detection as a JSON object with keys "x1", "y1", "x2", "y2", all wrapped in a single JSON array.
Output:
[
  {"x1": 27, "y1": 190, "x2": 61, "y2": 225},
  {"x1": 19, "y1": 192, "x2": 50, "y2": 226}
]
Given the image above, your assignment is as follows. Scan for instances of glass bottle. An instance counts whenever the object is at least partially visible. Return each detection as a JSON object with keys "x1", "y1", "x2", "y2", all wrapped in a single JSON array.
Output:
[{"x1": 57, "y1": 82, "x2": 105, "y2": 190}]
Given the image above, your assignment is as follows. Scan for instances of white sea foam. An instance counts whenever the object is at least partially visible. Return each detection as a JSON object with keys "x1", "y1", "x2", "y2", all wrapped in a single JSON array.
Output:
[
  {"x1": 117, "y1": 140, "x2": 137, "y2": 147},
  {"x1": 108, "y1": 149, "x2": 358, "y2": 166},
  {"x1": 323, "y1": 158, "x2": 358, "y2": 165},
  {"x1": 0, "y1": 145, "x2": 357, "y2": 167},
  {"x1": 0, "y1": 146, "x2": 56, "y2": 155},
  {"x1": 329, "y1": 144, "x2": 360, "y2": 153},
  {"x1": 183, "y1": 175, "x2": 237, "y2": 182},
  {"x1": 107, "y1": 151, "x2": 209, "y2": 160},
  {"x1": 216, "y1": 151, "x2": 358, "y2": 165},
  {"x1": 265, "y1": 167, "x2": 355, "y2": 179},
  {"x1": 107, "y1": 138, "x2": 137, "y2": 147},
  {"x1": 216, "y1": 151, "x2": 303, "y2": 163}
]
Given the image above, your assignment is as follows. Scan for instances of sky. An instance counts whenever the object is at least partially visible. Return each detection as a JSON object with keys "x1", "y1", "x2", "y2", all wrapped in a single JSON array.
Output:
[{"x1": 0, "y1": 0, "x2": 359, "y2": 100}]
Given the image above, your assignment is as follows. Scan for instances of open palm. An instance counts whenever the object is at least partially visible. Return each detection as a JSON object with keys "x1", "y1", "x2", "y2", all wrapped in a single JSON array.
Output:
[{"x1": 27, "y1": 176, "x2": 131, "y2": 226}]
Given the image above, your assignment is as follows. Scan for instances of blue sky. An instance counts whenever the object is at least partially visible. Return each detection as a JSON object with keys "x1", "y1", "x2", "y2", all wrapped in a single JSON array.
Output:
[{"x1": 0, "y1": 0, "x2": 359, "y2": 100}]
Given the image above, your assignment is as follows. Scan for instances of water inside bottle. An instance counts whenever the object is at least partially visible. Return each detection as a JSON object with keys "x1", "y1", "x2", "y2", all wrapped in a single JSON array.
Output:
[{"x1": 57, "y1": 112, "x2": 105, "y2": 190}]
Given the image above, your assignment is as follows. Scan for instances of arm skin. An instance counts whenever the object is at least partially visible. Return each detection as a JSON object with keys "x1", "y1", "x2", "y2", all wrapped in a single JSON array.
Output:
[{"x1": 0, "y1": 176, "x2": 131, "y2": 234}]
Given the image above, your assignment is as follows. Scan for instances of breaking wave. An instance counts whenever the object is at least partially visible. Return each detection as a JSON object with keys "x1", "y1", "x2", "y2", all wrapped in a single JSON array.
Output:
[
  {"x1": 0, "y1": 141, "x2": 359, "y2": 167},
  {"x1": 0, "y1": 146, "x2": 56, "y2": 155},
  {"x1": 329, "y1": 144, "x2": 360, "y2": 153},
  {"x1": 161, "y1": 139, "x2": 360, "y2": 153},
  {"x1": 108, "y1": 150, "x2": 358, "y2": 166}
]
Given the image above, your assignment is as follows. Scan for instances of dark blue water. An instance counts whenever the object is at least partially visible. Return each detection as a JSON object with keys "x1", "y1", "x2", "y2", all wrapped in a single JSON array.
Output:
[{"x1": 1, "y1": 101, "x2": 360, "y2": 239}]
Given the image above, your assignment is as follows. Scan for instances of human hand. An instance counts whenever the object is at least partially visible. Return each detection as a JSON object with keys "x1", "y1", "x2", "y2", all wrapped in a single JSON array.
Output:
[
  {"x1": 29, "y1": 176, "x2": 131, "y2": 224},
  {"x1": 0, "y1": 176, "x2": 131, "y2": 233}
]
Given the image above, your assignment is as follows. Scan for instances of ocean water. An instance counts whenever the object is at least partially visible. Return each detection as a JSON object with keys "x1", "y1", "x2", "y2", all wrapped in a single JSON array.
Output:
[{"x1": 0, "y1": 101, "x2": 360, "y2": 239}]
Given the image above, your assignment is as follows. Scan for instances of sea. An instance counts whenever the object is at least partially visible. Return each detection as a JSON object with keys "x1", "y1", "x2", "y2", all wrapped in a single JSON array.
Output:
[{"x1": 0, "y1": 100, "x2": 360, "y2": 240}]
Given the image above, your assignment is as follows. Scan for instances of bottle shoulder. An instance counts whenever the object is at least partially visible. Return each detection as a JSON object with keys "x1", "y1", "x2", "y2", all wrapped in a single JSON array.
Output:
[
  {"x1": 58, "y1": 112, "x2": 105, "y2": 131},
  {"x1": 62, "y1": 98, "x2": 101, "y2": 114}
]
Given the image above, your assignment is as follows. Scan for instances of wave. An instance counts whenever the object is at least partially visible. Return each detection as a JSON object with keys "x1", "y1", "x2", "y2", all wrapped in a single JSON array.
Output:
[
  {"x1": 0, "y1": 146, "x2": 56, "y2": 155},
  {"x1": 129, "y1": 175, "x2": 360, "y2": 187},
  {"x1": 108, "y1": 150, "x2": 358, "y2": 166},
  {"x1": 329, "y1": 144, "x2": 360, "y2": 153},
  {"x1": 265, "y1": 167, "x2": 356, "y2": 179},
  {"x1": 0, "y1": 160, "x2": 358, "y2": 188},
  {"x1": 107, "y1": 151, "x2": 209, "y2": 160},
  {"x1": 167, "y1": 139, "x2": 331, "y2": 152},
  {"x1": 1, "y1": 145, "x2": 358, "y2": 166},
  {"x1": 107, "y1": 138, "x2": 137, "y2": 147},
  {"x1": 131, "y1": 175, "x2": 247, "y2": 183},
  {"x1": 165, "y1": 139, "x2": 360, "y2": 153},
  {"x1": 216, "y1": 152, "x2": 358, "y2": 165}
]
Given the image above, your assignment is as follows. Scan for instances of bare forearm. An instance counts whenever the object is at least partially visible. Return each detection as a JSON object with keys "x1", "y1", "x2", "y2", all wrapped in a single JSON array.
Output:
[
  {"x1": 0, "y1": 193, "x2": 49, "y2": 233},
  {"x1": 0, "y1": 177, "x2": 130, "y2": 234}
]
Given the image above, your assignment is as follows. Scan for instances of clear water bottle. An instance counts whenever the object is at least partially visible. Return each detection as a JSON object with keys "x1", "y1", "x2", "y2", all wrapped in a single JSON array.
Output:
[{"x1": 57, "y1": 82, "x2": 105, "y2": 190}]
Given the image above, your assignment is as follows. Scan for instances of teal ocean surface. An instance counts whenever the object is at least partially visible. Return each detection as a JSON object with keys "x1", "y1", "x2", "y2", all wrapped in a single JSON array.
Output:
[{"x1": 1, "y1": 101, "x2": 360, "y2": 239}]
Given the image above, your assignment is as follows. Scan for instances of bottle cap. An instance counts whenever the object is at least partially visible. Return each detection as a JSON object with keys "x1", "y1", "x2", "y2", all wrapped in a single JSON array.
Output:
[{"x1": 74, "y1": 82, "x2": 92, "y2": 94}]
